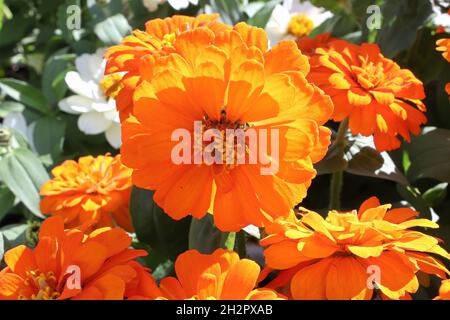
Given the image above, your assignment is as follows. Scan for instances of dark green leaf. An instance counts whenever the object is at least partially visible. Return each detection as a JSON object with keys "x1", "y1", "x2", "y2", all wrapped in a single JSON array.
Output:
[
  {"x1": 0, "y1": 79, "x2": 49, "y2": 114},
  {"x1": 189, "y1": 214, "x2": 232, "y2": 254},
  {"x1": 130, "y1": 187, "x2": 191, "y2": 261},
  {"x1": 247, "y1": 0, "x2": 280, "y2": 28},
  {"x1": 422, "y1": 183, "x2": 448, "y2": 208},
  {"x1": 42, "y1": 51, "x2": 75, "y2": 106},
  {"x1": 0, "y1": 185, "x2": 15, "y2": 222},
  {"x1": 32, "y1": 116, "x2": 66, "y2": 157},
  {"x1": 210, "y1": 0, "x2": 244, "y2": 25}
]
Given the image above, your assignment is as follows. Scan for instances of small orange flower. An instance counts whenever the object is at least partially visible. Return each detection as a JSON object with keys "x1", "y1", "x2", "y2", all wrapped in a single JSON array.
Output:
[
  {"x1": 40, "y1": 154, "x2": 133, "y2": 232},
  {"x1": 436, "y1": 38, "x2": 450, "y2": 62},
  {"x1": 296, "y1": 32, "x2": 337, "y2": 57},
  {"x1": 308, "y1": 40, "x2": 427, "y2": 151},
  {"x1": 120, "y1": 23, "x2": 333, "y2": 231},
  {"x1": 436, "y1": 279, "x2": 450, "y2": 300},
  {"x1": 105, "y1": 14, "x2": 230, "y2": 120},
  {"x1": 0, "y1": 216, "x2": 158, "y2": 300},
  {"x1": 261, "y1": 197, "x2": 450, "y2": 300},
  {"x1": 148, "y1": 249, "x2": 285, "y2": 300}
]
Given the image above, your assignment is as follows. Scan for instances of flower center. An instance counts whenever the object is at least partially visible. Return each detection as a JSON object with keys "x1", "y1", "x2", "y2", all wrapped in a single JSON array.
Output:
[
  {"x1": 99, "y1": 73, "x2": 124, "y2": 99},
  {"x1": 288, "y1": 14, "x2": 314, "y2": 37},
  {"x1": 355, "y1": 61, "x2": 385, "y2": 89},
  {"x1": 161, "y1": 32, "x2": 176, "y2": 47},
  {"x1": 19, "y1": 270, "x2": 60, "y2": 300}
]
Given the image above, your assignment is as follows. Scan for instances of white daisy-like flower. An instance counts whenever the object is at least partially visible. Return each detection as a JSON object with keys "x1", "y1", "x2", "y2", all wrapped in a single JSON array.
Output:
[
  {"x1": 168, "y1": 0, "x2": 198, "y2": 10},
  {"x1": 431, "y1": 1, "x2": 450, "y2": 33},
  {"x1": 265, "y1": 0, "x2": 333, "y2": 45},
  {"x1": 142, "y1": 0, "x2": 166, "y2": 12},
  {"x1": 58, "y1": 49, "x2": 122, "y2": 149}
]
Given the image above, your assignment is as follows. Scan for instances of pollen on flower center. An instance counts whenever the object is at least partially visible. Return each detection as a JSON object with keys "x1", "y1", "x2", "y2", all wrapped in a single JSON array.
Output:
[
  {"x1": 161, "y1": 32, "x2": 176, "y2": 47},
  {"x1": 355, "y1": 61, "x2": 385, "y2": 89},
  {"x1": 288, "y1": 14, "x2": 314, "y2": 37},
  {"x1": 20, "y1": 270, "x2": 60, "y2": 300},
  {"x1": 99, "y1": 73, "x2": 124, "y2": 99}
]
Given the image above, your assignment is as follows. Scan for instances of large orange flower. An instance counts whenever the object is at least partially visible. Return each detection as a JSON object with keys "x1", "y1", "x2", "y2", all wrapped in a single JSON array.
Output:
[
  {"x1": 120, "y1": 23, "x2": 334, "y2": 231},
  {"x1": 436, "y1": 279, "x2": 450, "y2": 300},
  {"x1": 0, "y1": 216, "x2": 158, "y2": 300},
  {"x1": 147, "y1": 249, "x2": 285, "y2": 300},
  {"x1": 261, "y1": 197, "x2": 450, "y2": 300},
  {"x1": 308, "y1": 40, "x2": 427, "y2": 151},
  {"x1": 40, "y1": 154, "x2": 133, "y2": 232},
  {"x1": 105, "y1": 14, "x2": 230, "y2": 120}
]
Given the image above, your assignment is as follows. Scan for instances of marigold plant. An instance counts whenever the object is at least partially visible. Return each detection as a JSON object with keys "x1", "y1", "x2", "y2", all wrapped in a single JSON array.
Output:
[
  {"x1": 261, "y1": 197, "x2": 450, "y2": 300},
  {"x1": 120, "y1": 22, "x2": 334, "y2": 231},
  {"x1": 0, "y1": 216, "x2": 157, "y2": 300},
  {"x1": 40, "y1": 154, "x2": 133, "y2": 232},
  {"x1": 308, "y1": 40, "x2": 427, "y2": 151},
  {"x1": 147, "y1": 249, "x2": 285, "y2": 300}
]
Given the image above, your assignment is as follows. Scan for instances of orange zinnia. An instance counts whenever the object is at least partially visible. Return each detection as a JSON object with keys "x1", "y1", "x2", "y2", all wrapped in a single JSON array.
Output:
[
  {"x1": 436, "y1": 279, "x2": 450, "y2": 300},
  {"x1": 296, "y1": 32, "x2": 337, "y2": 57},
  {"x1": 147, "y1": 249, "x2": 285, "y2": 300},
  {"x1": 436, "y1": 38, "x2": 450, "y2": 62},
  {"x1": 308, "y1": 40, "x2": 427, "y2": 151},
  {"x1": 120, "y1": 23, "x2": 334, "y2": 231},
  {"x1": 261, "y1": 197, "x2": 450, "y2": 300},
  {"x1": 0, "y1": 216, "x2": 158, "y2": 300},
  {"x1": 105, "y1": 14, "x2": 230, "y2": 120},
  {"x1": 40, "y1": 154, "x2": 133, "y2": 232}
]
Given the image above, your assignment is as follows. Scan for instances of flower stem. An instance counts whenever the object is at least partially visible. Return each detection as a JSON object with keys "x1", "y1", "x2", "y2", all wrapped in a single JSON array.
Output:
[
  {"x1": 329, "y1": 119, "x2": 349, "y2": 211},
  {"x1": 223, "y1": 232, "x2": 236, "y2": 251},
  {"x1": 236, "y1": 230, "x2": 246, "y2": 258}
]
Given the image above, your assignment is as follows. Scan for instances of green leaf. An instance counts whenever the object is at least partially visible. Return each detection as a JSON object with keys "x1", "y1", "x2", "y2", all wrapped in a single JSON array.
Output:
[
  {"x1": 422, "y1": 183, "x2": 448, "y2": 208},
  {"x1": 405, "y1": 127, "x2": 450, "y2": 183},
  {"x1": 0, "y1": 185, "x2": 15, "y2": 222},
  {"x1": 397, "y1": 184, "x2": 432, "y2": 219},
  {"x1": 247, "y1": 0, "x2": 280, "y2": 28},
  {"x1": 0, "y1": 148, "x2": 49, "y2": 218},
  {"x1": 0, "y1": 101, "x2": 24, "y2": 117},
  {"x1": 375, "y1": 0, "x2": 433, "y2": 58},
  {"x1": 32, "y1": 116, "x2": 66, "y2": 157},
  {"x1": 129, "y1": 187, "x2": 191, "y2": 261},
  {"x1": 0, "y1": 15, "x2": 31, "y2": 48},
  {"x1": 94, "y1": 14, "x2": 131, "y2": 45},
  {"x1": 189, "y1": 214, "x2": 233, "y2": 254},
  {"x1": 42, "y1": 51, "x2": 75, "y2": 106},
  {"x1": 210, "y1": 0, "x2": 244, "y2": 25},
  {"x1": 0, "y1": 79, "x2": 49, "y2": 114}
]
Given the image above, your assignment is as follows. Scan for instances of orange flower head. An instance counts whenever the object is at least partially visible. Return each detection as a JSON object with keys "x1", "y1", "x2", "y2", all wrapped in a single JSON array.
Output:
[
  {"x1": 436, "y1": 279, "x2": 450, "y2": 300},
  {"x1": 436, "y1": 38, "x2": 450, "y2": 62},
  {"x1": 296, "y1": 32, "x2": 337, "y2": 57},
  {"x1": 120, "y1": 22, "x2": 334, "y2": 231},
  {"x1": 0, "y1": 216, "x2": 158, "y2": 300},
  {"x1": 40, "y1": 154, "x2": 133, "y2": 232},
  {"x1": 148, "y1": 249, "x2": 285, "y2": 300},
  {"x1": 308, "y1": 40, "x2": 427, "y2": 151},
  {"x1": 105, "y1": 14, "x2": 230, "y2": 120},
  {"x1": 261, "y1": 197, "x2": 450, "y2": 300}
]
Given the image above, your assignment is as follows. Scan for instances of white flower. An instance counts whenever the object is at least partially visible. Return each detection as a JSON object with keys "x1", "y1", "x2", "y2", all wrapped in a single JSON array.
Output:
[
  {"x1": 142, "y1": 0, "x2": 166, "y2": 12},
  {"x1": 58, "y1": 49, "x2": 122, "y2": 149},
  {"x1": 265, "y1": 0, "x2": 333, "y2": 45},
  {"x1": 431, "y1": 1, "x2": 450, "y2": 33},
  {"x1": 167, "y1": 0, "x2": 198, "y2": 10}
]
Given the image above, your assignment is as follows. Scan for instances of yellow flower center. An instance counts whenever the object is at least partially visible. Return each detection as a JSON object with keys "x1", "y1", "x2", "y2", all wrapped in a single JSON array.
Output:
[
  {"x1": 356, "y1": 61, "x2": 385, "y2": 89},
  {"x1": 161, "y1": 32, "x2": 176, "y2": 47},
  {"x1": 99, "y1": 73, "x2": 124, "y2": 99},
  {"x1": 288, "y1": 14, "x2": 314, "y2": 37},
  {"x1": 19, "y1": 270, "x2": 60, "y2": 300}
]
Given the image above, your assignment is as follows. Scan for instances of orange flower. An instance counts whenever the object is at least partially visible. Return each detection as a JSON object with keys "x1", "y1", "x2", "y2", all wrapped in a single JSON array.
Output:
[
  {"x1": 148, "y1": 249, "x2": 285, "y2": 300},
  {"x1": 296, "y1": 32, "x2": 337, "y2": 57},
  {"x1": 261, "y1": 197, "x2": 450, "y2": 300},
  {"x1": 308, "y1": 40, "x2": 427, "y2": 151},
  {"x1": 40, "y1": 154, "x2": 133, "y2": 232},
  {"x1": 436, "y1": 38, "x2": 450, "y2": 62},
  {"x1": 105, "y1": 14, "x2": 230, "y2": 120},
  {"x1": 436, "y1": 279, "x2": 450, "y2": 300},
  {"x1": 0, "y1": 216, "x2": 158, "y2": 300},
  {"x1": 120, "y1": 23, "x2": 334, "y2": 231}
]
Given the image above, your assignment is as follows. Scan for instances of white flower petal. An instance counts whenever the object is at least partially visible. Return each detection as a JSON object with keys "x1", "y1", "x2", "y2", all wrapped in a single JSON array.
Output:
[
  {"x1": 65, "y1": 71, "x2": 97, "y2": 99},
  {"x1": 265, "y1": 4, "x2": 290, "y2": 45},
  {"x1": 243, "y1": 225, "x2": 261, "y2": 239},
  {"x1": 77, "y1": 112, "x2": 112, "y2": 135},
  {"x1": 59, "y1": 95, "x2": 96, "y2": 114},
  {"x1": 105, "y1": 123, "x2": 122, "y2": 149},
  {"x1": 168, "y1": 0, "x2": 190, "y2": 10},
  {"x1": 75, "y1": 50, "x2": 106, "y2": 84}
]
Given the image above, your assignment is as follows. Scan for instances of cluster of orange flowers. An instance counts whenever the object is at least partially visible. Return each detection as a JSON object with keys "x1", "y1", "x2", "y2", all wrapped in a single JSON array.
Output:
[{"x1": 1, "y1": 15, "x2": 449, "y2": 300}]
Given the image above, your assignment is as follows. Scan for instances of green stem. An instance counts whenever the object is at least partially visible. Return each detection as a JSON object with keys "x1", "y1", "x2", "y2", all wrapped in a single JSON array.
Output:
[
  {"x1": 236, "y1": 231, "x2": 246, "y2": 258},
  {"x1": 223, "y1": 232, "x2": 236, "y2": 251},
  {"x1": 329, "y1": 119, "x2": 349, "y2": 211}
]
